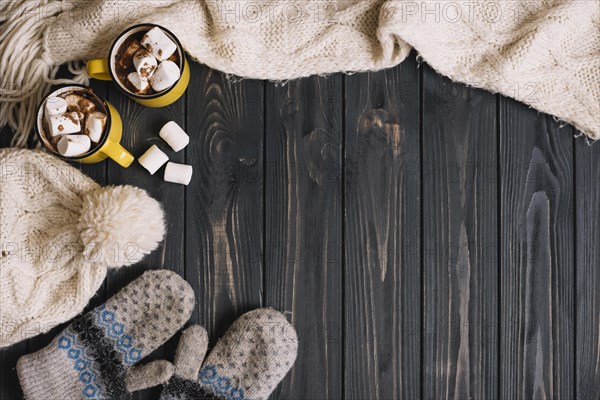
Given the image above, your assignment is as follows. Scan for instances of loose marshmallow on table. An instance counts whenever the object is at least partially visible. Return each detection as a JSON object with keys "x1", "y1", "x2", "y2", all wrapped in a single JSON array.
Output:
[
  {"x1": 164, "y1": 162, "x2": 193, "y2": 185},
  {"x1": 127, "y1": 72, "x2": 150, "y2": 93},
  {"x1": 138, "y1": 145, "x2": 169, "y2": 175},
  {"x1": 85, "y1": 111, "x2": 107, "y2": 143},
  {"x1": 57, "y1": 134, "x2": 91, "y2": 157},
  {"x1": 151, "y1": 61, "x2": 180, "y2": 92},
  {"x1": 45, "y1": 97, "x2": 67, "y2": 117},
  {"x1": 133, "y1": 49, "x2": 157, "y2": 78},
  {"x1": 140, "y1": 27, "x2": 177, "y2": 62},
  {"x1": 159, "y1": 121, "x2": 189, "y2": 152},
  {"x1": 47, "y1": 111, "x2": 81, "y2": 137}
]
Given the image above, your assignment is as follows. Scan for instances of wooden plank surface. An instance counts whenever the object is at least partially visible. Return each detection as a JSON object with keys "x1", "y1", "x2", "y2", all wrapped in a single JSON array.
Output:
[
  {"x1": 105, "y1": 77, "x2": 187, "y2": 400},
  {"x1": 184, "y1": 63, "x2": 264, "y2": 341},
  {"x1": 344, "y1": 57, "x2": 421, "y2": 399},
  {"x1": 1, "y1": 57, "x2": 598, "y2": 400},
  {"x1": 575, "y1": 136, "x2": 600, "y2": 400},
  {"x1": 265, "y1": 76, "x2": 343, "y2": 399},
  {"x1": 422, "y1": 66, "x2": 498, "y2": 400},
  {"x1": 499, "y1": 98, "x2": 575, "y2": 400}
]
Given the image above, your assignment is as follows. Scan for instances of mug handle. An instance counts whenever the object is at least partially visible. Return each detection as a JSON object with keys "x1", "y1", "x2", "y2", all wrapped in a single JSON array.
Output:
[
  {"x1": 102, "y1": 140, "x2": 134, "y2": 168},
  {"x1": 87, "y1": 59, "x2": 112, "y2": 81}
]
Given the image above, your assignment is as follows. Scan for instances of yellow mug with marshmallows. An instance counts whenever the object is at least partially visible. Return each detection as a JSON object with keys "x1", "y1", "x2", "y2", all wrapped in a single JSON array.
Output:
[
  {"x1": 36, "y1": 85, "x2": 134, "y2": 168},
  {"x1": 87, "y1": 23, "x2": 189, "y2": 108}
]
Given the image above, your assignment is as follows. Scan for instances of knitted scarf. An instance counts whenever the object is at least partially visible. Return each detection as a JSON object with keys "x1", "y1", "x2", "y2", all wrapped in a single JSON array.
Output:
[{"x1": 1, "y1": 0, "x2": 598, "y2": 145}]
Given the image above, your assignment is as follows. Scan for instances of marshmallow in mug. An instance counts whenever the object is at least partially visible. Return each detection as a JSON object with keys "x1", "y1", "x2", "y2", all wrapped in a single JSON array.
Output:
[
  {"x1": 164, "y1": 162, "x2": 193, "y2": 185},
  {"x1": 64, "y1": 93, "x2": 96, "y2": 115},
  {"x1": 159, "y1": 121, "x2": 189, "y2": 152},
  {"x1": 138, "y1": 145, "x2": 169, "y2": 175},
  {"x1": 140, "y1": 27, "x2": 177, "y2": 62},
  {"x1": 85, "y1": 111, "x2": 107, "y2": 143},
  {"x1": 57, "y1": 134, "x2": 91, "y2": 157},
  {"x1": 133, "y1": 48, "x2": 157, "y2": 78},
  {"x1": 47, "y1": 111, "x2": 81, "y2": 137},
  {"x1": 127, "y1": 72, "x2": 150, "y2": 93},
  {"x1": 45, "y1": 97, "x2": 67, "y2": 117},
  {"x1": 151, "y1": 61, "x2": 180, "y2": 92},
  {"x1": 118, "y1": 39, "x2": 143, "y2": 69}
]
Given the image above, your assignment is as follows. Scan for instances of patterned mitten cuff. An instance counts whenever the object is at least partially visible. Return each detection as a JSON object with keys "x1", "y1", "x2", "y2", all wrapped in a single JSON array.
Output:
[
  {"x1": 161, "y1": 308, "x2": 298, "y2": 400},
  {"x1": 17, "y1": 270, "x2": 195, "y2": 400}
]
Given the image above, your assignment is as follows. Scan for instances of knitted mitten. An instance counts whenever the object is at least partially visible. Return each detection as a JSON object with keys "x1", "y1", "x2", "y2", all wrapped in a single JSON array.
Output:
[
  {"x1": 160, "y1": 308, "x2": 298, "y2": 400},
  {"x1": 17, "y1": 270, "x2": 195, "y2": 400}
]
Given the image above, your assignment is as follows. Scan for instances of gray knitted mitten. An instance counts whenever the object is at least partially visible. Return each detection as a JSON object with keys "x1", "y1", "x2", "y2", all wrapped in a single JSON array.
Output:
[
  {"x1": 160, "y1": 308, "x2": 298, "y2": 400},
  {"x1": 17, "y1": 270, "x2": 195, "y2": 400}
]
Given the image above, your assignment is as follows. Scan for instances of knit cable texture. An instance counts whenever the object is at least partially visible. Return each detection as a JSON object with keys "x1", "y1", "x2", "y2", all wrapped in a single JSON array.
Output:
[
  {"x1": 0, "y1": 148, "x2": 166, "y2": 348},
  {"x1": 0, "y1": 0, "x2": 598, "y2": 145}
]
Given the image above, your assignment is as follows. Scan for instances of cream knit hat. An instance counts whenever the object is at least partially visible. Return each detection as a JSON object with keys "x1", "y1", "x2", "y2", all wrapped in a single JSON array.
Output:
[{"x1": 0, "y1": 148, "x2": 165, "y2": 348}]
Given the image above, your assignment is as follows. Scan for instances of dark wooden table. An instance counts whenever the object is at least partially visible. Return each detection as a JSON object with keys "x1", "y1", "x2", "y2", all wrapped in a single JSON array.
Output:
[{"x1": 1, "y1": 52, "x2": 599, "y2": 400}]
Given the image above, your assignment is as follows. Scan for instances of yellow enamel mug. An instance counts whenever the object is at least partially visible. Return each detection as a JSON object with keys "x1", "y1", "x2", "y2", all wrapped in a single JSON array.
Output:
[
  {"x1": 87, "y1": 23, "x2": 189, "y2": 107},
  {"x1": 36, "y1": 85, "x2": 134, "y2": 167}
]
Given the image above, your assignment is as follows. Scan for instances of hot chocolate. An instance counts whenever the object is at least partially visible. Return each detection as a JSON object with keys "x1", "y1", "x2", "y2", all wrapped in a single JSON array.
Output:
[
  {"x1": 40, "y1": 88, "x2": 107, "y2": 157},
  {"x1": 114, "y1": 26, "x2": 181, "y2": 96}
]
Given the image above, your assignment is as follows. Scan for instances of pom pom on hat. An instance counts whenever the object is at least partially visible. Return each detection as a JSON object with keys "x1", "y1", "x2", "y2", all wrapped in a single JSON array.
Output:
[
  {"x1": 79, "y1": 185, "x2": 165, "y2": 268},
  {"x1": 0, "y1": 149, "x2": 168, "y2": 348}
]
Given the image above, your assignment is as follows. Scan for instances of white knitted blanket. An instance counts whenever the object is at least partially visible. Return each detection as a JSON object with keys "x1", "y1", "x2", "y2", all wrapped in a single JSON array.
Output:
[{"x1": 1, "y1": 0, "x2": 598, "y2": 144}]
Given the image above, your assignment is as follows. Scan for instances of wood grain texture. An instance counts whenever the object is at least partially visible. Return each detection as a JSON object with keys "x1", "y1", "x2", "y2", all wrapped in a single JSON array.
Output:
[
  {"x1": 344, "y1": 56, "x2": 421, "y2": 400},
  {"x1": 265, "y1": 76, "x2": 343, "y2": 399},
  {"x1": 575, "y1": 137, "x2": 600, "y2": 400},
  {"x1": 422, "y1": 66, "x2": 498, "y2": 400},
  {"x1": 499, "y1": 97, "x2": 574, "y2": 400},
  {"x1": 106, "y1": 79, "x2": 187, "y2": 400},
  {"x1": 2, "y1": 59, "x2": 598, "y2": 400},
  {"x1": 105, "y1": 78, "x2": 187, "y2": 287},
  {"x1": 0, "y1": 339, "x2": 23, "y2": 400},
  {"x1": 185, "y1": 62, "x2": 264, "y2": 341}
]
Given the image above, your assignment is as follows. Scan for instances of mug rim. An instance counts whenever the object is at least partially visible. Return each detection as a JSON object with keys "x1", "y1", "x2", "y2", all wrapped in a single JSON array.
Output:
[
  {"x1": 35, "y1": 84, "x2": 112, "y2": 160},
  {"x1": 108, "y1": 23, "x2": 186, "y2": 100}
]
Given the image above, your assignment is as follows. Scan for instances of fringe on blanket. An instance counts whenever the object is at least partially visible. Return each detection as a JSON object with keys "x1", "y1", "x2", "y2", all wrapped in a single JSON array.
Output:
[{"x1": 0, "y1": 0, "x2": 88, "y2": 147}]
